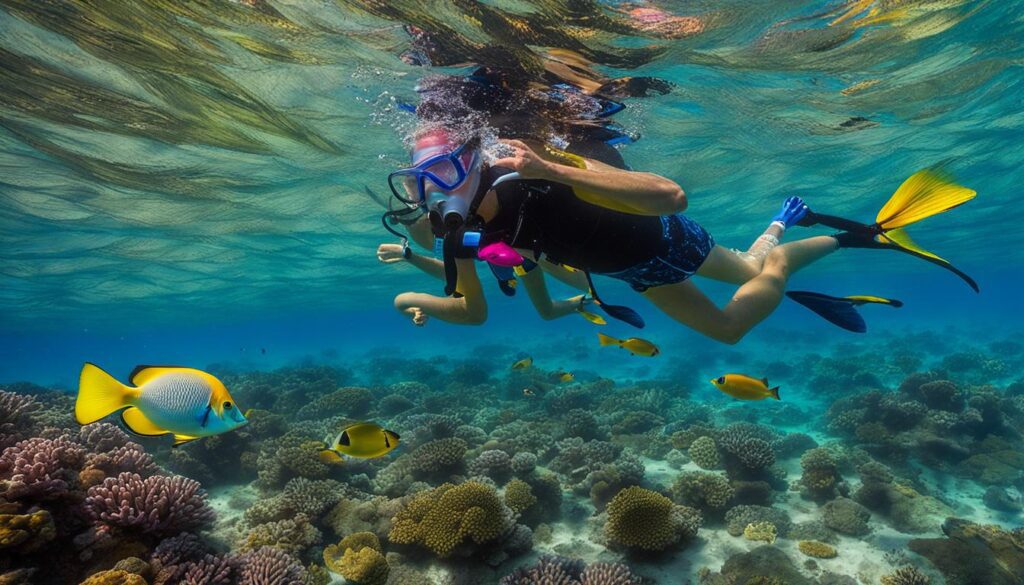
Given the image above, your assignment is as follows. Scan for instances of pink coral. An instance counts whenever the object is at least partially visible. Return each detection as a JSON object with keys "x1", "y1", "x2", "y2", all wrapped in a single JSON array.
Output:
[
  {"x1": 0, "y1": 390, "x2": 40, "y2": 450},
  {"x1": 84, "y1": 472, "x2": 215, "y2": 536},
  {"x1": 237, "y1": 546, "x2": 307, "y2": 585},
  {"x1": 85, "y1": 442, "x2": 161, "y2": 478},
  {"x1": 0, "y1": 435, "x2": 85, "y2": 500}
]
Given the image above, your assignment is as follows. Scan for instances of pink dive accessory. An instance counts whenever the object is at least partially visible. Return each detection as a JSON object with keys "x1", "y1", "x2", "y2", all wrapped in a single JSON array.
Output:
[{"x1": 477, "y1": 242, "x2": 524, "y2": 267}]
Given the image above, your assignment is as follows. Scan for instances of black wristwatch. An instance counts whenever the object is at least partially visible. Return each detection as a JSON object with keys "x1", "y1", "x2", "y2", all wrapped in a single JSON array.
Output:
[{"x1": 403, "y1": 242, "x2": 413, "y2": 260}]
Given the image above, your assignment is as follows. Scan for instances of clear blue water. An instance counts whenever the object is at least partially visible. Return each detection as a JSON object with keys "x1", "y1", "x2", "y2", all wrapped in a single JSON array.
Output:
[
  {"x1": 1, "y1": 3, "x2": 1023, "y2": 583},
  {"x1": 2, "y1": 0, "x2": 1021, "y2": 385}
]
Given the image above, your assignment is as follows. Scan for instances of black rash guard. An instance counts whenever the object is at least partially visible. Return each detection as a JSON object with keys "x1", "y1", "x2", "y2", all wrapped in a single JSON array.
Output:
[{"x1": 483, "y1": 178, "x2": 667, "y2": 273}]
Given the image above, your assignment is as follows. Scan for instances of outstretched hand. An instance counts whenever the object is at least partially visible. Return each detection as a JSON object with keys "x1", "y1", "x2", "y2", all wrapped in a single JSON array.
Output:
[
  {"x1": 490, "y1": 139, "x2": 554, "y2": 180},
  {"x1": 377, "y1": 243, "x2": 406, "y2": 264}
]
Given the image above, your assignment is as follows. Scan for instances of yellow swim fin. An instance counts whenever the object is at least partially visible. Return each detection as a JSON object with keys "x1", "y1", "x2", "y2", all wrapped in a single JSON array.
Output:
[
  {"x1": 875, "y1": 169, "x2": 976, "y2": 230},
  {"x1": 76, "y1": 363, "x2": 133, "y2": 425}
]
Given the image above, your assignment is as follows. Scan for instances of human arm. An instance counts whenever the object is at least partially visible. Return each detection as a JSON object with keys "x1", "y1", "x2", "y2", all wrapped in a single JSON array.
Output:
[
  {"x1": 377, "y1": 243, "x2": 445, "y2": 280},
  {"x1": 519, "y1": 266, "x2": 591, "y2": 320},
  {"x1": 491, "y1": 139, "x2": 687, "y2": 215},
  {"x1": 393, "y1": 258, "x2": 488, "y2": 325}
]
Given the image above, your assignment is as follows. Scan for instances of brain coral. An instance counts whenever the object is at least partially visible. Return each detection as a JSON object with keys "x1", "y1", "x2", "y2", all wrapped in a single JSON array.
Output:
[
  {"x1": 388, "y1": 481, "x2": 514, "y2": 557},
  {"x1": 604, "y1": 486, "x2": 702, "y2": 551}
]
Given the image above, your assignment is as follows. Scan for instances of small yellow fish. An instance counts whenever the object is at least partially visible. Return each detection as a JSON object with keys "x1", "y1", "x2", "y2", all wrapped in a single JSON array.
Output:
[
  {"x1": 710, "y1": 374, "x2": 780, "y2": 401},
  {"x1": 597, "y1": 333, "x2": 660, "y2": 357},
  {"x1": 552, "y1": 371, "x2": 575, "y2": 383},
  {"x1": 76, "y1": 363, "x2": 247, "y2": 446},
  {"x1": 319, "y1": 422, "x2": 400, "y2": 464},
  {"x1": 511, "y1": 357, "x2": 534, "y2": 370},
  {"x1": 523, "y1": 388, "x2": 536, "y2": 397},
  {"x1": 577, "y1": 308, "x2": 607, "y2": 325}
]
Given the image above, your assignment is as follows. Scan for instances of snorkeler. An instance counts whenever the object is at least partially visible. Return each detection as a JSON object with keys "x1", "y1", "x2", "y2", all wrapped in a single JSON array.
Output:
[
  {"x1": 376, "y1": 213, "x2": 592, "y2": 326},
  {"x1": 383, "y1": 123, "x2": 976, "y2": 343}
]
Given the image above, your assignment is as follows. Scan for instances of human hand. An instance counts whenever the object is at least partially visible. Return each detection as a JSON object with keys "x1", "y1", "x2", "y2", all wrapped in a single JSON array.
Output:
[
  {"x1": 377, "y1": 243, "x2": 406, "y2": 264},
  {"x1": 490, "y1": 139, "x2": 555, "y2": 180},
  {"x1": 403, "y1": 306, "x2": 428, "y2": 326}
]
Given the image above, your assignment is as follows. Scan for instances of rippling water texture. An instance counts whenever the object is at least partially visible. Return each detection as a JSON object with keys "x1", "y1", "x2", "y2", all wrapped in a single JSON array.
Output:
[{"x1": 0, "y1": 0, "x2": 1021, "y2": 334}]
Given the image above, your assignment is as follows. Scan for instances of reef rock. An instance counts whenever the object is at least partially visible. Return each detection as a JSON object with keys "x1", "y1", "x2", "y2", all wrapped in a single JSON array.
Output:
[
  {"x1": 0, "y1": 508, "x2": 55, "y2": 553},
  {"x1": 709, "y1": 546, "x2": 814, "y2": 585},
  {"x1": 909, "y1": 518, "x2": 1024, "y2": 585}
]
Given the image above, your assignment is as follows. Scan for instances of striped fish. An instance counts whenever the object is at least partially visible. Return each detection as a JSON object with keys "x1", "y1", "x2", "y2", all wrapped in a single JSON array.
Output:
[{"x1": 76, "y1": 363, "x2": 248, "y2": 446}]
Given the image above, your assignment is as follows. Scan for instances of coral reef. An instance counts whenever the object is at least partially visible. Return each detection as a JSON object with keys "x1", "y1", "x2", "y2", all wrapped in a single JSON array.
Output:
[
  {"x1": 688, "y1": 436, "x2": 720, "y2": 470},
  {"x1": 670, "y1": 471, "x2": 734, "y2": 514},
  {"x1": 821, "y1": 497, "x2": 871, "y2": 536},
  {"x1": 880, "y1": 566, "x2": 931, "y2": 585}
]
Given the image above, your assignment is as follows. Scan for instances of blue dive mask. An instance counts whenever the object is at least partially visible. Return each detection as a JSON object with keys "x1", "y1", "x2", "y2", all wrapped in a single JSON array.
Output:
[{"x1": 387, "y1": 141, "x2": 480, "y2": 206}]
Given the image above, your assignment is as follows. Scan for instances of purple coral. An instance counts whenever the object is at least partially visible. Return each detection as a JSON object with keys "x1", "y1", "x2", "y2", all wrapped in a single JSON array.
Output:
[
  {"x1": 500, "y1": 555, "x2": 641, "y2": 585},
  {"x1": 237, "y1": 546, "x2": 307, "y2": 585},
  {"x1": 0, "y1": 435, "x2": 85, "y2": 500},
  {"x1": 85, "y1": 442, "x2": 161, "y2": 478},
  {"x1": 85, "y1": 472, "x2": 215, "y2": 536},
  {"x1": 151, "y1": 533, "x2": 212, "y2": 585},
  {"x1": 0, "y1": 390, "x2": 40, "y2": 449},
  {"x1": 182, "y1": 554, "x2": 235, "y2": 585},
  {"x1": 78, "y1": 422, "x2": 132, "y2": 452}
]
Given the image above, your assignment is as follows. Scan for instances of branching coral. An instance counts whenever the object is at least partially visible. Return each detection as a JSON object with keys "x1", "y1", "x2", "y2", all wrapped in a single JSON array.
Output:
[
  {"x1": 240, "y1": 513, "x2": 322, "y2": 556},
  {"x1": 500, "y1": 555, "x2": 641, "y2": 585},
  {"x1": 469, "y1": 450, "x2": 513, "y2": 482},
  {"x1": 0, "y1": 390, "x2": 40, "y2": 450},
  {"x1": 237, "y1": 546, "x2": 308, "y2": 585},
  {"x1": 0, "y1": 435, "x2": 86, "y2": 500},
  {"x1": 295, "y1": 386, "x2": 374, "y2": 420},
  {"x1": 724, "y1": 505, "x2": 792, "y2": 538},
  {"x1": 799, "y1": 448, "x2": 841, "y2": 501},
  {"x1": 84, "y1": 472, "x2": 215, "y2": 537},
  {"x1": 604, "y1": 486, "x2": 701, "y2": 552},
  {"x1": 670, "y1": 471, "x2": 733, "y2": 513},
  {"x1": 388, "y1": 481, "x2": 515, "y2": 557},
  {"x1": 880, "y1": 566, "x2": 931, "y2": 585},
  {"x1": 510, "y1": 452, "x2": 537, "y2": 476}
]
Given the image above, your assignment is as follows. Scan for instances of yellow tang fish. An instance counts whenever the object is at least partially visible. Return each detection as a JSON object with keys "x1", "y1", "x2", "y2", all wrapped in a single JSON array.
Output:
[
  {"x1": 710, "y1": 374, "x2": 780, "y2": 401},
  {"x1": 511, "y1": 357, "x2": 533, "y2": 370},
  {"x1": 76, "y1": 363, "x2": 248, "y2": 446},
  {"x1": 319, "y1": 422, "x2": 401, "y2": 464},
  {"x1": 597, "y1": 333, "x2": 660, "y2": 357}
]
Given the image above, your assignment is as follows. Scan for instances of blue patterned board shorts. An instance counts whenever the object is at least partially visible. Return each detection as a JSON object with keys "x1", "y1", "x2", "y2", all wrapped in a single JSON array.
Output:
[{"x1": 602, "y1": 215, "x2": 715, "y2": 292}]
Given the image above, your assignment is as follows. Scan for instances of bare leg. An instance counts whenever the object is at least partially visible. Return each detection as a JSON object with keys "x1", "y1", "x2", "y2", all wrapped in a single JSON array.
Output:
[
  {"x1": 697, "y1": 220, "x2": 790, "y2": 285},
  {"x1": 644, "y1": 236, "x2": 838, "y2": 344}
]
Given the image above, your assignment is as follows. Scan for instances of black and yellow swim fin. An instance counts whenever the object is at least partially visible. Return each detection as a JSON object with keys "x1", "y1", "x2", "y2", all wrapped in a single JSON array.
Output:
[
  {"x1": 787, "y1": 291, "x2": 903, "y2": 333},
  {"x1": 798, "y1": 169, "x2": 979, "y2": 292}
]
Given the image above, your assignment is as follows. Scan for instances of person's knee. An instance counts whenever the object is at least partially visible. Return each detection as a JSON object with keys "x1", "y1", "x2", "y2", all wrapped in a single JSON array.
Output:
[{"x1": 763, "y1": 246, "x2": 789, "y2": 272}]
